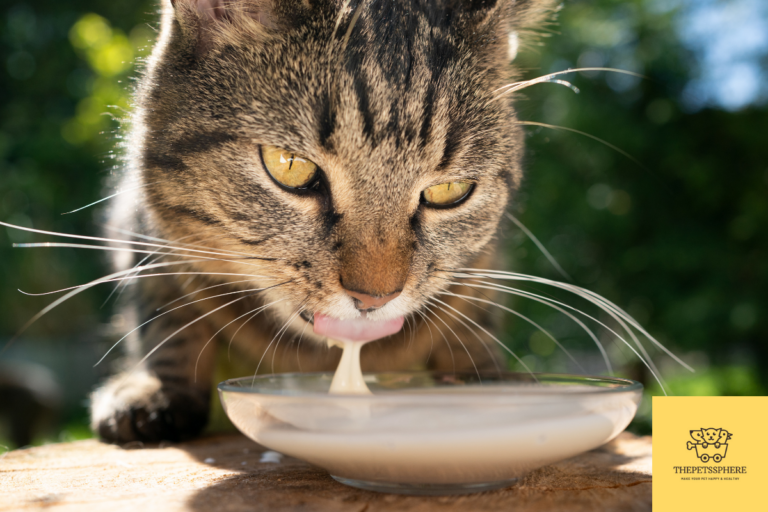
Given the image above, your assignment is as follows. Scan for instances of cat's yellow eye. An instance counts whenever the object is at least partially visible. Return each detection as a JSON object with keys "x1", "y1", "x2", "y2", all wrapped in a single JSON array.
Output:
[
  {"x1": 422, "y1": 181, "x2": 474, "y2": 207},
  {"x1": 261, "y1": 145, "x2": 318, "y2": 189}
]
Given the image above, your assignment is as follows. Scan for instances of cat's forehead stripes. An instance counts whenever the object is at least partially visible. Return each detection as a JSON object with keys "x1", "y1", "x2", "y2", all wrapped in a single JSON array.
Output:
[
  {"x1": 148, "y1": 0, "x2": 512, "y2": 177},
  {"x1": 320, "y1": 2, "x2": 487, "y2": 157},
  {"x1": 132, "y1": 0, "x2": 555, "y2": 325}
]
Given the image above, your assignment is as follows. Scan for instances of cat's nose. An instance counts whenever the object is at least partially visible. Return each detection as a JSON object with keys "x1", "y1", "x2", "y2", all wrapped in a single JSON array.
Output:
[{"x1": 344, "y1": 289, "x2": 401, "y2": 311}]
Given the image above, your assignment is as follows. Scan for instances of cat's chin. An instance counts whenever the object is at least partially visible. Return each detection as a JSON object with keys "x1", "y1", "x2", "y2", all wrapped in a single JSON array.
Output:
[{"x1": 313, "y1": 313, "x2": 405, "y2": 343}]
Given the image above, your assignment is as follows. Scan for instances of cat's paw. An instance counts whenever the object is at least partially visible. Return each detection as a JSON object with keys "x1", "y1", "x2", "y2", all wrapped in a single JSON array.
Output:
[{"x1": 90, "y1": 372, "x2": 209, "y2": 444}]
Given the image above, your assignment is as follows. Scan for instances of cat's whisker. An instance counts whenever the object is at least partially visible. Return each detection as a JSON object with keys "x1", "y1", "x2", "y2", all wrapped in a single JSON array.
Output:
[
  {"x1": 421, "y1": 303, "x2": 456, "y2": 372},
  {"x1": 19, "y1": 271, "x2": 273, "y2": 297},
  {"x1": 408, "y1": 314, "x2": 416, "y2": 341},
  {"x1": 450, "y1": 268, "x2": 691, "y2": 372},
  {"x1": 194, "y1": 298, "x2": 284, "y2": 381},
  {"x1": 15, "y1": 242, "x2": 279, "y2": 307},
  {"x1": 102, "y1": 234, "x2": 200, "y2": 308},
  {"x1": 492, "y1": 67, "x2": 645, "y2": 100},
  {"x1": 61, "y1": 180, "x2": 160, "y2": 215},
  {"x1": 458, "y1": 276, "x2": 642, "y2": 347},
  {"x1": 401, "y1": 315, "x2": 410, "y2": 348},
  {"x1": 427, "y1": 297, "x2": 502, "y2": 375},
  {"x1": 271, "y1": 303, "x2": 307, "y2": 374},
  {"x1": 255, "y1": 306, "x2": 299, "y2": 374},
  {"x1": 515, "y1": 121, "x2": 648, "y2": 171},
  {"x1": 228, "y1": 299, "x2": 287, "y2": 362},
  {"x1": 95, "y1": 281, "x2": 291, "y2": 367},
  {"x1": 102, "y1": 224, "x2": 255, "y2": 259},
  {"x1": 495, "y1": 78, "x2": 579, "y2": 99},
  {"x1": 279, "y1": 335, "x2": 295, "y2": 368},
  {"x1": 458, "y1": 277, "x2": 645, "y2": 373},
  {"x1": 451, "y1": 279, "x2": 612, "y2": 373},
  {"x1": 505, "y1": 211, "x2": 571, "y2": 281},
  {"x1": 102, "y1": 247, "x2": 159, "y2": 308},
  {"x1": 1, "y1": 220, "x2": 272, "y2": 261},
  {"x1": 414, "y1": 309, "x2": 436, "y2": 364},
  {"x1": 13, "y1": 242, "x2": 273, "y2": 268},
  {"x1": 438, "y1": 290, "x2": 588, "y2": 374},
  {"x1": 403, "y1": 315, "x2": 417, "y2": 351},
  {"x1": 195, "y1": 305, "x2": 266, "y2": 381},
  {"x1": 293, "y1": 310, "x2": 313, "y2": 372},
  {"x1": 543, "y1": 79, "x2": 580, "y2": 93},
  {"x1": 329, "y1": 0, "x2": 355, "y2": 42},
  {"x1": 2, "y1": 258, "x2": 265, "y2": 355},
  {"x1": 490, "y1": 66, "x2": 648, "y2": 170},
  {"x1": 112, "y1": 231, "x2": 271, "y2": 308},
  {"x1": 403, "y1": 313, "x2": 414, "y2": 351},
  {"x1": 179, "y1": 274, "x2": 197, "y2": 292},
  {"x1": 254, "y1": 303, "x2": 306, "y2": 379},
  {"x1": 428, "y1": 297, "x2": 534, "y2": 379},
  {"x1": 406, "y1": 312, "x2": 423, "y2": 352},
  {"x1": 424, "y1": 300, "x2": 482, "y2": 380},
  {"x1": 339, "y1": 0, "x2": 365, "y2": 56},
  {"x1": 133, "y1": 293, "x2": 261, "y2": 373},
  {"x1": 443, "y1": 273, "x2": 677, "y2": 393},
  {"x1": 451, "y1": 270, "x2": 645, "y2": 338},
  {"x1": 158, "y1": 279, "x2": 259, "y2": 311},
  {"x1": 432, "y1": 274, "x2": 509, "y2": 317}
]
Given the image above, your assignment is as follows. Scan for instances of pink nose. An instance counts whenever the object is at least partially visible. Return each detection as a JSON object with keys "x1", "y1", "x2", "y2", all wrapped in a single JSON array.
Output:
[{"x1": 344, "y1": 289, "x2": 401, "y2": 311}]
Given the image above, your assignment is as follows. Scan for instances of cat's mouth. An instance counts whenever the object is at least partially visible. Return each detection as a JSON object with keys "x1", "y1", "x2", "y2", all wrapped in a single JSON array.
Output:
[
  {"x1": 300, "y1": 310, "x2": 315, "y2": 324},
  {"x1": 312, "y1": 313, "x2": 405, "y2": 343}
]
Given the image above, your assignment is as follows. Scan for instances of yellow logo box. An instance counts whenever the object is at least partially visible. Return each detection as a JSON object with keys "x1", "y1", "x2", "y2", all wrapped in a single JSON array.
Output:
[{"x1": 653, "y1": 396, "x2": 767, "y2": 511}]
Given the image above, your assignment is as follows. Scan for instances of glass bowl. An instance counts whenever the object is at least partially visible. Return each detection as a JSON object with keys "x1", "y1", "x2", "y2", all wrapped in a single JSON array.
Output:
[{"x1": 218, "y1": 372, "x2": 642, "y2": 495}]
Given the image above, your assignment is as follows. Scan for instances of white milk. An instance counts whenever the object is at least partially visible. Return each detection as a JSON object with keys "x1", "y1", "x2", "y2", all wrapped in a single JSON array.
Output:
[
  {"x1": 220, "y1": 344, "x2": 641, "y2": 486},
  {"x1": 327, "y1": 338, "x2": 371, "y2": 394},
  {"x1": 224, "y1": 388, "x2": 639, "y2": 484},
  {"x1": 256, "y1": 406, "x2": 622, "y2": 484}
]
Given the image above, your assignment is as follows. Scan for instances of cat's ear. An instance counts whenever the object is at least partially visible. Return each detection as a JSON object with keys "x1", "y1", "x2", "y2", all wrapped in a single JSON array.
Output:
[
  {"x1": 461, "y1": 0, "x2": 558, "y2": 62},
  {"x1": 169, "y1": 0, "x2": 292, "y2": 54},
  {"x1": 172, "y1": 0, "x2": 225, "y2": 21},
  {"x1": 506, "y1": 0, "x2": 559, "y2": 61},
  {"x1": 171, "y1": 0, "x2": 281, "y2": 27}
]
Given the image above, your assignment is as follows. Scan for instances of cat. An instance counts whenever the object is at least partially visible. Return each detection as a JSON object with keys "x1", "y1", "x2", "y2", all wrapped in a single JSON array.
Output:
[{"x1": 90, "y1": 0, "x2": 557, "y2": 443}]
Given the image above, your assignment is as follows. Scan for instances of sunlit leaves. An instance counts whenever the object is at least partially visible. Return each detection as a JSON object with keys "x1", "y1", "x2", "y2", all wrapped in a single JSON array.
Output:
[
  {"x1": 69, "y1": 13, "x2": 133, "y2": 77},
  {"x1": 62, "y1": 13, "x2": 153, "y2": 145}
]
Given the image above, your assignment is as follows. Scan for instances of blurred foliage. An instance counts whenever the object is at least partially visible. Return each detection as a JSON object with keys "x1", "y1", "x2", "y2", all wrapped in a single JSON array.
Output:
[
  {"x1": 63, "y1": 13, "x2": 153, "y2": 144},
  {"x1": 0, "y1": 0, "x2": 155, "y2": 449},
  {"x1": 1, "y1": 0, "x2": 766, "y2": 447},
  {"x1": 500, "y1": 0, "x2": 768, "y2": 431},
  {"x1": 1, "y1": 0, "x2": 154, "y2": 339}
]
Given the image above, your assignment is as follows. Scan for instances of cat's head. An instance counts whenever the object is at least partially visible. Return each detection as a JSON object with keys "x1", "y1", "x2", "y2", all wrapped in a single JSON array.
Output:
[
  {"x1": 701, "y1": 428, "x2": 721, "y2": 443},
  {"x1": 130, "y1": 0, "x2": 554, "y2": 341}
]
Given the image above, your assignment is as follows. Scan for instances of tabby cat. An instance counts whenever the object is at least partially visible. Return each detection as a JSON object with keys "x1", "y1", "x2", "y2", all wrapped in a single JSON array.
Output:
[{"x1": 90, "y1": 0, "x2": 556, "y2": 443}]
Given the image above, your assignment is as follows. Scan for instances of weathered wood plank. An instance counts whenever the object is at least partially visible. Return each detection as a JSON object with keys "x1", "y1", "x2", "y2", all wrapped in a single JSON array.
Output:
[{"x1": 0, "y1": 432, "x2": 651, "y2": 512}]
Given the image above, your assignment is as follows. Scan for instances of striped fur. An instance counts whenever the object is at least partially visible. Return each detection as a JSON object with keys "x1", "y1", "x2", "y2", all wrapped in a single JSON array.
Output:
[{"x1": 92, "y1": 0, "x2": 555, "y2": 442}]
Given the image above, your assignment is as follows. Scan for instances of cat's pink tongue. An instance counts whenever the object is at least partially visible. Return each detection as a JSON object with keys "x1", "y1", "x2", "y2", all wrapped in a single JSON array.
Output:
[{"x1": 313, "y1": 313, "x2": 404, "y2": 343}]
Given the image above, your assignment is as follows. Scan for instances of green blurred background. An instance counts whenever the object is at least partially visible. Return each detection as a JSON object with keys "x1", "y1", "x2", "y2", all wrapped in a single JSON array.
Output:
[{"x1": 1, "y1": 0, "x2": 766, "y2": 450}]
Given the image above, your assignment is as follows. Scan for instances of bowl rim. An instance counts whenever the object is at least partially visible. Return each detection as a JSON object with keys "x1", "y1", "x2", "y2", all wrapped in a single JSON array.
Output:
[{"x1": 218, "y1": 371, "x2": 644, "y2": 401}]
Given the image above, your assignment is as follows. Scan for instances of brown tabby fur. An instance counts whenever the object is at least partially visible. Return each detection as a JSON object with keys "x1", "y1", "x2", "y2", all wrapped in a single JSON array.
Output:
[{"x1": 91, "y1": 0, "x2": 556, "y2": 443}]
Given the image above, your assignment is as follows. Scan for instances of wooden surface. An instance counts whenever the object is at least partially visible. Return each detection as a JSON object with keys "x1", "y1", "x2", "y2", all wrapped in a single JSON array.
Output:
[{"x1": 1, "y1": 432, "x2": 651, "y2": 512}]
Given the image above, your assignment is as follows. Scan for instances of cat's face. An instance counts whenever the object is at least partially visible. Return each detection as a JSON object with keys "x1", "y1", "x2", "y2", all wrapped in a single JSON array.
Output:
[
  {"x1": 132, "y1": 0, "x2": 547, "y2": 339},
  {"x1": 701, "y1": 428, "x2": 721, "y2": 443}
]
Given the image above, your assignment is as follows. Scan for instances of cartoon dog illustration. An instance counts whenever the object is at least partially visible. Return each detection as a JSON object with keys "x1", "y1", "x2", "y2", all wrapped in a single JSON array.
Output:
[
  {"x1": 689, "y1": 429, "x2": 705, "y2": 446},
  {"x1": 687, "y1": 429, "x2": 731, "y2": 462}
]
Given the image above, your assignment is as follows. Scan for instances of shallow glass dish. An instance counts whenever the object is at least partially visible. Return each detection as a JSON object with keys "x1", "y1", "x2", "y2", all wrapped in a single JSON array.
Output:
[{"x1": 218, "y1": 372, "x2": 642, "y2": 495}]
